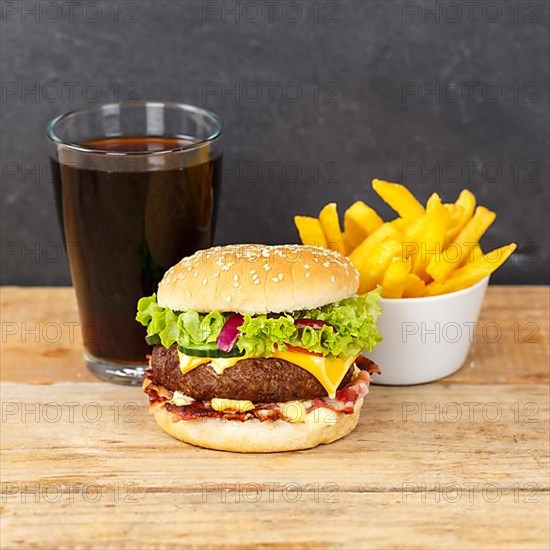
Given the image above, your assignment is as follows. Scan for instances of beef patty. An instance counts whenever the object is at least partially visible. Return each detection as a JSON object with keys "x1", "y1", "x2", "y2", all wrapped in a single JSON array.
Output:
[{"x1": 147, "y1": 344, "x2": 354, "y2": 403}]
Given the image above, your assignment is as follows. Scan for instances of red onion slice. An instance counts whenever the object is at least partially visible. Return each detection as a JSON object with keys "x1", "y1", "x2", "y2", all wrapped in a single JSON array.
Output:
[
  {"x1": 295, "y1": 318, "x2": 329, "y2": 330},
  {"x1": 216, "y1": 314, "x2": 244, "y2": 352}
]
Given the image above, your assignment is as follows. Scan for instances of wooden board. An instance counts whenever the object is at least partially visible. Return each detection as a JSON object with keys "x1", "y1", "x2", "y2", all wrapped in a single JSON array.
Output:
[{"x1": 1, "y1": 286, "x2": 549, "y2": 549}]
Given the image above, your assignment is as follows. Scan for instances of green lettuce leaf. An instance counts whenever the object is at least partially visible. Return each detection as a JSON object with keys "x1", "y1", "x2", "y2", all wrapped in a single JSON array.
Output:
[
  {"x1": 236, "y1": 314, "x2": 297, "y2": 356},
  {"x1": 136, "y1": 288, "x2": 382, "y2": 358}
]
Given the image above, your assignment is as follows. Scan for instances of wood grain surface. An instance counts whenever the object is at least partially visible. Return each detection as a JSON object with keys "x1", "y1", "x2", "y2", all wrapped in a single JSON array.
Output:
[{"x1": 1, "y1": 286, "x2": 549, "y2": 549}]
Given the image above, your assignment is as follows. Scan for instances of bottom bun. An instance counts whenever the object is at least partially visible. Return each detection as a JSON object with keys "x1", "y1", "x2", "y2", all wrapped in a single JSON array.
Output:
[{"x1": 153, "y1": 397, "x2": 364, "y2": 453}]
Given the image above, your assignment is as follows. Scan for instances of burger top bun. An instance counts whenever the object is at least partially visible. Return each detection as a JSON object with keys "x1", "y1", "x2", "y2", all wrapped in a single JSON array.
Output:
[{"x1": 157, "y1": 244, "x2": 359, "y2": 314}]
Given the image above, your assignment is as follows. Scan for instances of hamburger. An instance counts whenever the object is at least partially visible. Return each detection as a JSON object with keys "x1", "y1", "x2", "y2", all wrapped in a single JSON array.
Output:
[{"x1": 136, "y1": 244, "x2": 382, "y2": 452}]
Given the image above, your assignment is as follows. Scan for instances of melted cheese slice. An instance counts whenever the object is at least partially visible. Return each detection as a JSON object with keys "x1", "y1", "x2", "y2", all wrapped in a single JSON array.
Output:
[{"x1": 177, "y1": 349, "x2": 356, "y2": 398}]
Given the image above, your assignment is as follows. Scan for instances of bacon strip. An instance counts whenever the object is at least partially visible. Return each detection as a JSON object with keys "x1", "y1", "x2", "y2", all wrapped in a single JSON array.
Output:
[
  {"x1": 355, "y1": 355, "x2": 381, "y2": 375},
  {"x1": 143, "y1": 370, "x2": 371, "y2": 423}
]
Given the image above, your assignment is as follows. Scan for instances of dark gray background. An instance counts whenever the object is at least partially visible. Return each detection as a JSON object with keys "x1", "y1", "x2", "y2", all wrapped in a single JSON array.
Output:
[{"x1": 1, "y1": 0, "x2": 549, "y2": 285}]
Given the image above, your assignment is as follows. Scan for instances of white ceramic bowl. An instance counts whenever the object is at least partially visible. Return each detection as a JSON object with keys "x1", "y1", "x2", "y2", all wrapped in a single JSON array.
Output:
[{"x1": 364, "y1": 277, "x2": 490, "y2": 385}]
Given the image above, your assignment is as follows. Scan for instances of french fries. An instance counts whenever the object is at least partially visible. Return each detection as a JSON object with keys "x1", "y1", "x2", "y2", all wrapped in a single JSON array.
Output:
[
  {"x1": 372, "y1": 179, "x2": 425, "y2": 220},
  {"x1": 294, "y1": 180, "x2": 516, "y2": 298},
  {"x1": 403, "y1": 273, "x2": 426, "y2": 298},
  {"x1": 357, "y1": 239, "x2": 402, "y2": 294},
  {"x1": 343, "y1": 201, "x2": 383, "y2": 253},
  {"x1": 294, "y1": 216, "x2": 327, "y2": 247},
  {"x1": 348, "y1": 223, "x2": 401, "y2": 271},
  {"x1": 427, "y1": 205, "x2": 496, "y2": 282},
  {"x1": 424, "y1": 244, "x2": 517, "y2": 296},
  {"x1": 318, "y1": 203, "x2": 346, "y2": 254},
  {"x1": 382, "y1": 257, "x2": 412, "y2": 299},
  {"x1": 445, "y1": 189, "x2": 476, "y2": 242},
  {"x1": 409, "y1": 193, "x2": 450, "y2": 282}
]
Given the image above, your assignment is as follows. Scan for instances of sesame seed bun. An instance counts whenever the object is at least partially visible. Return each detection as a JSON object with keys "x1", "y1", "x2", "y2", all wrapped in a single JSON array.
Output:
[{"x1": 157, "y1": 244, "x2": 359, "y2": 314}]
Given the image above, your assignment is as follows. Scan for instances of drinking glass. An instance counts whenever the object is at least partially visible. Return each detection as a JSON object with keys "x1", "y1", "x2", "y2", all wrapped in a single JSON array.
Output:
[{"x1": 48, "y1": 101, "x2": 223, "y2": 384}]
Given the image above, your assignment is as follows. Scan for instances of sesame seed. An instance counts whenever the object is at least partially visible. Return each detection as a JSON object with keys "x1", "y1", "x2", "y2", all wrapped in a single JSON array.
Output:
[
  {"x1": 278, "y1": 273, "x2": 284, "y2": 280},
  {"x1": 226, "y1": 295, "x2": 232, "y2": 302},
  {"x1": 202, "y1": 278, "x2": 208, "y2": 285},
  {"x1": 330, "y1": 276, "x2": 336, "y2": 283},
  {"x1": 254, "y1": 279, "x2": 260, "y2": 285},
  {"x1": 304, "y1": 264, "x2": 310, "y2": 269},
  {"x1": 249, "y1": 269, "x2": 256, "y2": 275},
  {"x1": 272, "y1": 277, "x2": 279, "y2": 283},
  {"x1": 233, "y1": 275, "x2": 239, "y2": 282},
  {"x1": 263, "y1": 264, "x2": 271, "y2": 271},
  {"x1": 233, "y1": 282, "x2": 239, "y2": 288},
  {"x1": 186, "y1": 291, "x2": 192, "y2": 298},
  {"x1": 323, "y1": 262, "x2": 331, "y2": 267},
  {"x1": 193, "y1": 272, "x2": 199, "y2": 278},
  {"x1": 305, "y1": 273, "x2": 311, "y2": 278}
]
